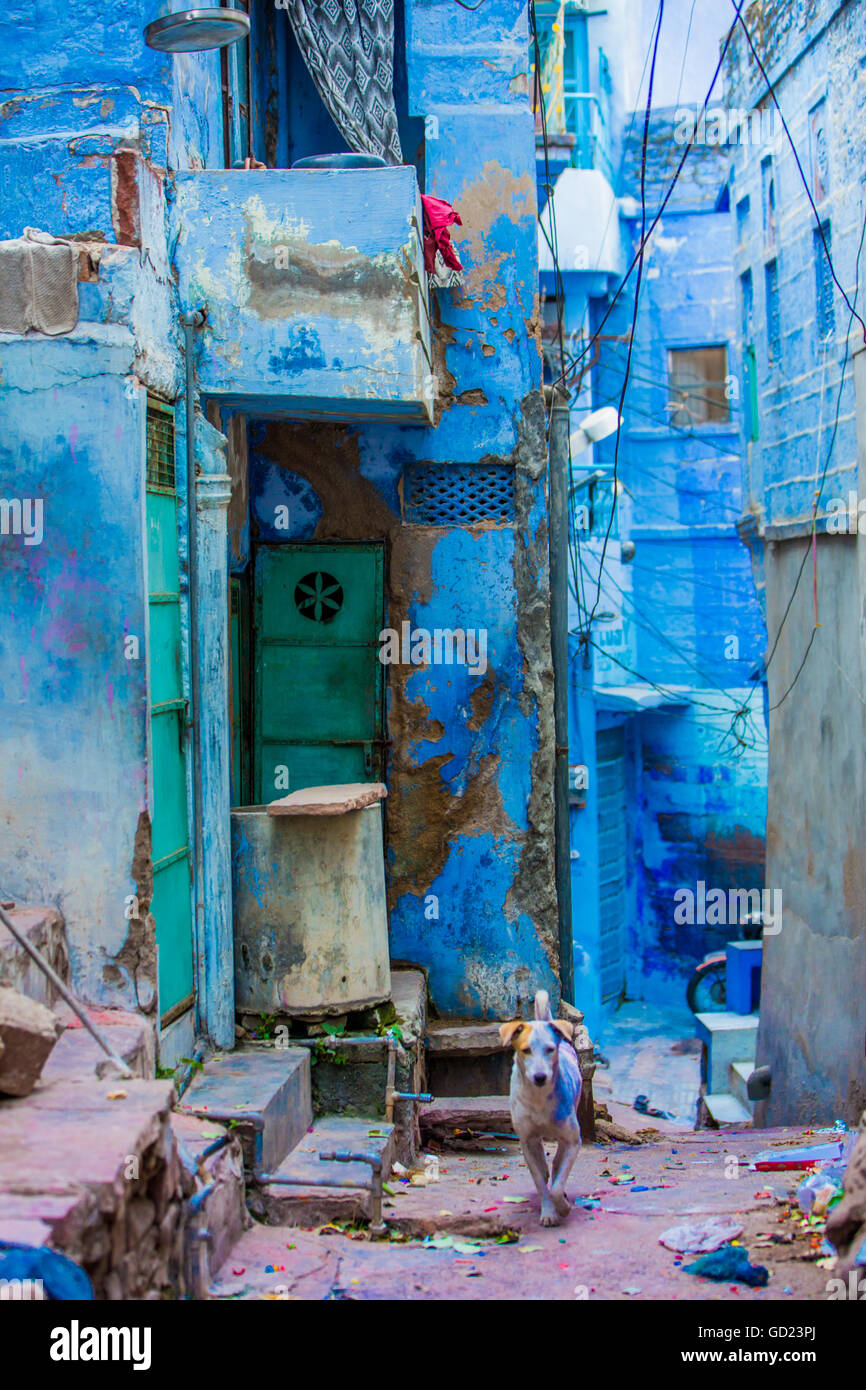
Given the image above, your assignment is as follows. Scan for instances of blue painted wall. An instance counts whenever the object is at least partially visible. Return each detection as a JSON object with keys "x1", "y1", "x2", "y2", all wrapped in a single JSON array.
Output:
[{"x1": 1, "y1": 0, "x2": 561, "y2": 1028}]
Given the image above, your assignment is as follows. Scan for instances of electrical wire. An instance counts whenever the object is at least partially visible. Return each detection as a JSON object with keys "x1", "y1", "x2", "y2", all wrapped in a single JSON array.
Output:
[{"x1": 586, "y1": 0, "x2": 665, "y2": 632}]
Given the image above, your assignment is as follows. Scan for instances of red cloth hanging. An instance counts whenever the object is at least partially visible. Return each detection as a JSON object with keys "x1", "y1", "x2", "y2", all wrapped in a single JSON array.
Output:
[{"x1": 420, "y1": 194, "x2": 464, "y2": 274}]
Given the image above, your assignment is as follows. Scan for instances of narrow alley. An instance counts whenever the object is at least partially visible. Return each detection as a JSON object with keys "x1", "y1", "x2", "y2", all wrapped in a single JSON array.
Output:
[{"x1": 0, "y1": 0, "x2": 865, "y2": 1357}]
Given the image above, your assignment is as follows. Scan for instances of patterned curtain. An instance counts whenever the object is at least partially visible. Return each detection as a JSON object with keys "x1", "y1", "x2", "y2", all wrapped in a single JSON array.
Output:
[{"x1": 281, "y1": 0, "x2": 403, "y2": 165}]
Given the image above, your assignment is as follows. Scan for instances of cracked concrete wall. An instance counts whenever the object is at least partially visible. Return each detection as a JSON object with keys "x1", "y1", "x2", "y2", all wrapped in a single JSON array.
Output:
[{"x1": 246, "y1": 386, "x2": 558, "y2": 1019}]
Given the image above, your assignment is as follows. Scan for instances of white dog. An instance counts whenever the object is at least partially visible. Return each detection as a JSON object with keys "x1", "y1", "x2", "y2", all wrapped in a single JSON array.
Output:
[{"x1": 499, "y1": 990, "x2": 582, "y2": 1226}]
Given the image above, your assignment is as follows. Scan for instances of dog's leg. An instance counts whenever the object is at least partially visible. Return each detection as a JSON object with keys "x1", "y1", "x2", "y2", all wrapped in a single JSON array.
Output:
[
  {"x1": 550, "y1": 1139, "x2": 580, "y2": 1217},
  {"x1": 522, "y1": 1135, "x2": 559, "y2": 1226}
]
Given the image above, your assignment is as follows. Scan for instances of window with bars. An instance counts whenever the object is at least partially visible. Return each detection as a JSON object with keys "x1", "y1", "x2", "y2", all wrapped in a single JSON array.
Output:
[
  {"x1": 146, "y1": 399, "x2": 176, "y2": 493},
  {"x1": 765, "y1": 259, "x2": 781, "y2": 365},
  {"x1": 814, "y1": 221, "x2": 835, "y2": 341},
  {"x1": 403, "y1": 463, "x2": 515, "y2": 526}
]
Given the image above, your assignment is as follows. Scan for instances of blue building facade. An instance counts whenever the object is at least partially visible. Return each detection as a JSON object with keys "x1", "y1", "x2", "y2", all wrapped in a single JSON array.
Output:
[
  {"x1": 534, "y1": 6, "x2": 769, "y2": 1038},
  {"x1": 0, "y1": 0, "x2": 562, "y2": 1058},
  {"x1": 724, "y1": 0, "x2": 866, "y2": 1126}
]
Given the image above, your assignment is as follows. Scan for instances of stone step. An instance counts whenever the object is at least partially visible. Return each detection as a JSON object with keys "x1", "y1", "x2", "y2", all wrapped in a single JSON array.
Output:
[
  {"x1": 258, "y1": 1116, "x2": 395, "y2": 1226},
  {"x1": 170, "y1": 1112, "x2": 248, "y2": 1283},
  {"x1": 241, "y1": 968, "x2": 427, "y2": 1165},
  {"x1": 420, "y1": 1095, "x2": 514, "y2": 1142},
  {"x1": 425, "y1": 1021, "x2": 510, "y2": 1098},
  {"x1": 42, "y1": 1006, "x2": 155, "y2": 1083},
  {"x1": 0, "y1": 904, "x2": 68, "y2": 1009},
  {"x1": 729, "y1": 1059, "x2": 757, "y2": 1113},
  {"x1": 176, "y1": 1048, "x2": 311, "y2": 1174},
  {"x1": 694, "y1": 1010, "x2": 759, "y2": 1094},
  {"x1": 0, "y1": 1078, "x2": 191, "y2": 1298},
  {"x1": 703, "y1": 1091, "x2": 754, "y2": 1127}
]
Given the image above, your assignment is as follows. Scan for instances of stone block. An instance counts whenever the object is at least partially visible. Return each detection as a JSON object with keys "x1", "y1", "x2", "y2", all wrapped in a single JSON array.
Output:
[{"x1": 0, "y1": 984, "x2": 63, "y2": 1097}]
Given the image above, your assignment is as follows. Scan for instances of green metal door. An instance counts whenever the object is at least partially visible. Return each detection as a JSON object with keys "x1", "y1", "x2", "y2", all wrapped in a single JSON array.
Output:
[
  {"x1": 253, "y1": 544, "x2": 384, "y2": 800},
  {"x1": 146, "y1": 401, "x2": 195, "y2": 1021}
]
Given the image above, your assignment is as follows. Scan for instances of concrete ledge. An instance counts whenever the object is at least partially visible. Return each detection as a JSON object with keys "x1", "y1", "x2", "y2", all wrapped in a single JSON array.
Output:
[
  {"x1": 178, "y1": 1049, "x2": 312, "y2": 1173},
  {"x1": 426, "y1": 1022, "x2": 505, "y2": 1056}
]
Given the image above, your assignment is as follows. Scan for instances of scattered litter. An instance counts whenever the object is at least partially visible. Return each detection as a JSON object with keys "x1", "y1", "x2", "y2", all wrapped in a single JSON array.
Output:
[
  {"x1": 264, "y1": 1265, "x2": 285, "y2": 1273},
  {"x1": 439, "y1": 1210, "x2": 453, "y2": 1216},
  {"x1": 232, "y1": 1267, "x2": 245, "y2": 1276},
  {"x1": 518, "y1": 1245, "x2": 543, "y2": 1254},
  {"x1": 424, "y1": 1235, "x2": 484, "y2": 1255},
  {"x1": 622, "y1": 1285, "x2": 641, "y2": 1295},
  {"x1": 633, "y1": 1093, "x2": 676, "y2": 1121},
  {"x1": 660, "y1": 1216, "x2": 744, "y2": 1254},
  {"x1": 574, "y1": 1197, "x2": 601, "y2": 1209},
  {"x1": 754, "y1": 1190, "x2": 773, "y2": 1199},
  {"x1": 502, "y1": 1195, "x2": 529, "y2": 1204},
  {"x1": 483, "y1": 1206, "x2": 498, "y2": 1213},
  {"x1": 392, "y1": 1161, "x2": 408, "y2": 1176},
  {"x1": 682, "y1": 1244, "x2": 769, "y2": 1288},
  {"x1": 796, "y1": 1165, "x2": 846, "y2": 1219},
  {"x1": 753, "y1": 1141, "x2": 847, "y2": 1171},
  {"x1": 106, "y1": 1090, "x2": 127, "y2": 1101}
]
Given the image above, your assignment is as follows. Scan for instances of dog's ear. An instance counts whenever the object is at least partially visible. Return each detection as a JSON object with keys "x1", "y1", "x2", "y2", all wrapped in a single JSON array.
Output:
[
  {"x1": 499, "y1": 1020, "x2": 524, "y2": 1047},
  {"x1": 550, "y1": 1019, "x2": 575, "y2": 1043}
]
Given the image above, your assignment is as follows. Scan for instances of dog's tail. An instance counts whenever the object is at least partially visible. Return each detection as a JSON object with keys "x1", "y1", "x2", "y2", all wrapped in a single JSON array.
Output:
[{"x1": 534, "y1": 989, "x2": 552, "y2": 1021}]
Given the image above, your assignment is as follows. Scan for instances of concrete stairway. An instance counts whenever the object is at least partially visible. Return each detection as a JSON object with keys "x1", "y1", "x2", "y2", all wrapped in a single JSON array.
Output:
[
  {"x1": 257, "y1": 1116, "x2": 396, "y2": 1226},
  {"x1": 695, "y1": 1010, "x2": 759, "y2": 1128}
]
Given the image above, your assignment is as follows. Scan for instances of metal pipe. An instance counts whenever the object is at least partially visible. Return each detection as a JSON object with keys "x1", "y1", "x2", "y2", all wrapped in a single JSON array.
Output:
[
  {"x1": 175, "y1": 1038, "x2": 206, "y2": 1100},
  {"x1": 548, "y1": 388, "x2": 575, "y2": 1004},
  {"x1": 0, "y1": 902, "x2": 133, "y2": 1078},
  {"x1": 180, "y1": 308, "x2": 207, "y2": 1041}
]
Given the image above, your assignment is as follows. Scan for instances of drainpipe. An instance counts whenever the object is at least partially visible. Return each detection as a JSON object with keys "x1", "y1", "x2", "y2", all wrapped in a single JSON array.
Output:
[{"x1": 548, "y1": 386, "x2": 575, "y2": 1005}]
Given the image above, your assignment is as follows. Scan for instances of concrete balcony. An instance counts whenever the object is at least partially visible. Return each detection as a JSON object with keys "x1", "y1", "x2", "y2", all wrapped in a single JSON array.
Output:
[{"x1": 171, "y1": 166, "x2": 433, "y2": 423}]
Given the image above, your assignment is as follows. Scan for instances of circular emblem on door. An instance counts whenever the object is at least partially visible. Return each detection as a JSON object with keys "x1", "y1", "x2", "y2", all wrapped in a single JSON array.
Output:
[{"x1": 294, "y1": 571, "x2": 344, "y2": 623}]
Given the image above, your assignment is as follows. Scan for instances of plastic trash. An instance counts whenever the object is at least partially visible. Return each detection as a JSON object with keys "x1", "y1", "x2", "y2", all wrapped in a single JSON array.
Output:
[
  {"x1": 659, "y1": 1216, "x2": 744, "y2": 1254},
  {"x1": 796, "y1": 1165, "x2": 846, "y2": 1219},
  {"x1": 753, "y1": 1141, "x2": 846, "y2": 1170}
]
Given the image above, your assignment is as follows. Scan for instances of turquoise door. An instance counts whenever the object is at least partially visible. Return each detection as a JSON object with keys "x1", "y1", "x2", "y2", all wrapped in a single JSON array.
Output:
[
  {"x1": 146, "y1": 401, "x2": 195, "y2": 1021},
  {"x1": 253, "y1": 544, "x2": 385, "y2": 801}
]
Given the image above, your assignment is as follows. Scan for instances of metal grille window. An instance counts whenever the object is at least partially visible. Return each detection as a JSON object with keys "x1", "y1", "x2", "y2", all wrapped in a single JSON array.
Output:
[
  {"x1": 146, "y1": 399, "x2": 176, "y2": 493},
  {"x1": 403, "y1": 463, "x2": 515, "y2": 525},
  {"x1": 765, "y1": 259, "x2": 781, "y2": 364},
  {"x1": 814, "y1": 221, "x2": 835, "y2": 341}
]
